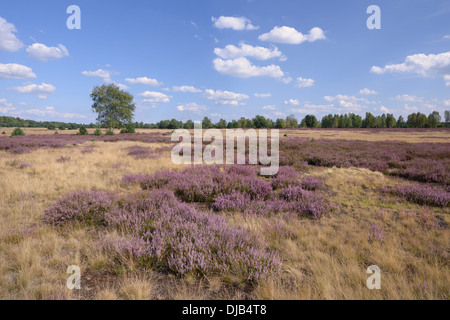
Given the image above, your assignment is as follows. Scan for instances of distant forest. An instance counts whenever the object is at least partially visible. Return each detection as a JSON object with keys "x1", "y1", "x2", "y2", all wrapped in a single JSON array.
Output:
[{"x1": 1, "y1": 110, "x2": 449, "y2": 130}]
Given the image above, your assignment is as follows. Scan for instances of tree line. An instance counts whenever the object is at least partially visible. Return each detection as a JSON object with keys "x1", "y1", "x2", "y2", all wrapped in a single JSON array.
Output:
[{"x1": 1, "y1": 83, "x2": 449, "y2": 130}]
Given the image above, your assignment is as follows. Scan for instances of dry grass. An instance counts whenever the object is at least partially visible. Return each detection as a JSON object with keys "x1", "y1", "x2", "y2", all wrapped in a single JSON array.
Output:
[{"x1": 0, "y1": 136, "x2": 448, "y2": 300}]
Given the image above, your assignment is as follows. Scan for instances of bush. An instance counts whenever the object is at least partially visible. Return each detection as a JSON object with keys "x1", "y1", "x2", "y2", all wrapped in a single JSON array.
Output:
[
  {"x1": 47, "y1": 124, "x2": 56, "y2": 130},
  {"x1": 94, "y1": 129, "x2": 102, "y2": 136},
  {"x1": 120, "y1": 129, "x2": 128, "y2": 134},
  {"x1": 54, "y1": 131, "x2": 59, "y2": 135},
  {"x1": 106, "y1": 129, "x2": 115, "y2": 136},
  {"x1": 2, "y1": 131, "x2": 6, "y2": 135},
  {"x1": 11, "y1": 128, "x2": 25, "y2": 136},
  {"x1": 78, "y1": 126, "x2": 88, "y2": 135}
]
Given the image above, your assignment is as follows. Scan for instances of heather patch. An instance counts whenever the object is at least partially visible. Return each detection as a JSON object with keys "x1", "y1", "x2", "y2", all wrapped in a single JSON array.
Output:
[
  {"x1": 44, "y1": 189, "x2": 280, "y2": 283},
  {"x1": 384, "y1": 184, "x2": 449, "y2": 208},
  {"x1": 280, "y1": 138, "x2": 450, "y2": 185},
  {"x1": 124, "y1": 145, "x2": 161, "y2": 159}
]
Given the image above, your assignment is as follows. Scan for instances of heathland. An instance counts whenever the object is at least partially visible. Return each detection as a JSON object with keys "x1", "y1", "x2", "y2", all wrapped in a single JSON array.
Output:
[{"x1": 0, "y1": 128, "x2": 448, "y2": 300}]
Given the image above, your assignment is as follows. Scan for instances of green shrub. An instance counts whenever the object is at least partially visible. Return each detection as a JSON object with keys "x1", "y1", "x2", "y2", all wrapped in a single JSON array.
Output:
[
  {"x1": 2, "y1": 131, "x2": 5, "y2": 135},
  {"x1": 94, "y1": 128, "x2": 102, "y2": 136},
  {"x1": 106, "y1": 129, "x2": 115, "y2": 136},
  {"x1": 11, "y1": 128, "x2": 25, "y2": 137},
  {"x1": 58, "y1": 126, "x2": 66, "y2": 131},
  {"x1": 47, "y1": 124, "x2": 56, "y2": 130},
  {"x1": 120, "y1": 129, "x2": 128, "y2": 134},
  {"x1": 78, "y1": 126, "x2": 88, "y2": 135},
  {"x1": 54, "y1": 131, "x2": 59, "y2": 135}
]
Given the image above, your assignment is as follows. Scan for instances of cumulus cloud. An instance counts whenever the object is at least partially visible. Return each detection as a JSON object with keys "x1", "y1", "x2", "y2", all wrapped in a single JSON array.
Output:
[
  {"x1": 262, "y1": 105, "x2": 277, "y2": 110},
  {"x1": 359, "y1": 88, "x2": 377, "y2": 95},
  {"x1": 171, "y1": 86, "x2": 202, "y2": 93},
  {"x1": 13, "y1": 82, "x2": 56, "y2": 98},
  {"x1": 255, "y1": 93, "x2": 271, "y2": 98},
  {"x1": 404, "y1": 104, "x2": 418, "y2": 112},
  {"x1": 380, "y1": 106, "x2": 390, "y2": 113},
  {"x1": 203, "y1": 89, "x2": 249, "y2": 105},
  {"x1": 138, "y1": 91, "x2": 170, "y2": 104},
  {"x1": 394, "y1": 94, "x2": 423, "y2": 102},
  {"x1": 26, "y1": 43, "x2": 69, "y2": 61},
  {"x1": 211, "y1": 16, "x2": 259, "y2": 31},
  {"x1": 0, "y1": 63, "x2": 36, "y2": 79},
  {"x1": 125, "y1": 77, "x2": 161, "y2": 86},
  {"x1": 371, "y1": 51, "x2": 450, "y2": 85},
  {"x1": 81, "y1": 69, "x2": 112, "y2": 82},
  {"x1": 177, "y1": 102, "x2": 207, "y2": 113},
  {"x1": 445, "y1": 74, "x2": 450, "y2": 86},
  {"x1": 284, "y1": 99, "x2": 300, "y2": 106},
  {"x1": 213, "y1": 57, "x2": 284, "y2": 78},
  {"x1": 0, "y1": 98, "x2": 15, "y2": 113},
  {"x1": 443, "y1": 99, "x2": 450, "y2": 106},
  {"x1": 0, "y1": 17, "x2": 24, "y2": 52},
  {"x1": 324, "y1": 94, "x2": 372, "y2": 111},
  {"x1": 259, "y1": 26, "x2": 326, "y2": 44},
  {"x1": 295, "y1": 77, "x2": 315, "y2": 88},
  {"x1": 214, "y1": 43, "x2": 286, "y2": 61}
]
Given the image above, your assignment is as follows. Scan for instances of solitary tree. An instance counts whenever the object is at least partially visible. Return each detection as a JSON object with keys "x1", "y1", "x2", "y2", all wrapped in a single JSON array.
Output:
[{"x1": 90, "y1": 84, "x2": 136, "y2": 130}]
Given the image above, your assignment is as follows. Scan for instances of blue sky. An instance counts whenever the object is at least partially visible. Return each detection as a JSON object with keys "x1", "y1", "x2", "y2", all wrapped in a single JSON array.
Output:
[{"x1": 0, "y1": 0, "x2": 449, "y2": 124}]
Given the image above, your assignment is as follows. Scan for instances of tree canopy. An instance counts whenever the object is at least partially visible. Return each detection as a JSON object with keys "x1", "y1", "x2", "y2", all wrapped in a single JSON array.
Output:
[{"x1": 91, "y1": 84, "x2": 136, "y2": 130}]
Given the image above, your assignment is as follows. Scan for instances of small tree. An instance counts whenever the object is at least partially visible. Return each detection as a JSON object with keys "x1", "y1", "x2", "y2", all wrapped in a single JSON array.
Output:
[
  {"x1": 78, "y1": 126, "x2": 88, "y2": 135},
  {"x1": 11, "y1": 127, "x2": 25, "y2": 136},
  {"x1": 91, "y1": 84, "x2": 136, "y2": 130}
]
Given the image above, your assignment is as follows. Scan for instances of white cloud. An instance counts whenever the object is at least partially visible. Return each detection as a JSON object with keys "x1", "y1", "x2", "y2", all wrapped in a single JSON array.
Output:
[
  {"x1": 113, "y1": 82, "x2": 129, "y2": 91},
  {"x1": 380, "y1": 106, "x2": 390, "y2": 113},
  {"x1": 138, "y1": 91, "x2": 170, "y2": 104},
  {"x1": 394, "y1": 94, "x2": 423, "y2": 102},
  {"x1": 284, "y1": 99, "x2": 300, "y2": 106},
  {"x1": 171, "y1": 86, "x2": 201, "y2": 93},
  {"x1": 255, "y1": 93, "x2": 271, "y2": 98},
  {"x1": 263, "y1": 105, "x2": 277, "y2": 110},
  {"x1": 81, "y1": 69, "x2": 111, "y2": 82},
  {"x1": 13, "y1": 82, "x2": 56, "y2": 98},
  {"x1": 295, "y1": 77, "x2": 315, "y2": 88},
  {"x1": 0, "y1": 17, "x2": 24, "y2": 52},
  {"x1": 443, "y1": 99, "x2": 450, "y2": 106},
  {"x1": 371, "y1": 51, "x2": 450, "y2": 86},
  {"x1": 214, "y1": 43, "x2": 286, "y2": 61},
  {"x1": 213, "y1": 57, "x2": 284, "y2": 78},
  {"x1": 281, "y1": 77, "x2": 293, "y2": 84},
  {"x1": 21, "y1": 106, "x2": 86, "y2": 119},
  {"x1": 443, "y1": 35, "x2": 450, "y2": 40},
  {"x1": 0, "y1": 63, "x2": 36, "y2": 79},
  {"x1": 274, "y1": 111, "x2": 286, "y2": 117},
  {"x1": 0, "y1": 98, "x2": 15, "y2": 113},
  {"x1": 203, "y1": 89, "x2": 249, "y2": 105},
  {"x1": 359, "y1": 88, "x2": 377, "y2": 95},
  {"x1": 211, "y1": 16, "x2": 259, "y2": 31},
  {"x1": 445, "y1": 74, "x2": 450, "y2": 86},
  {"x1": 125, "y1": 77, "x2": 161, "y2": 86},
  {"x1": 259, "y1": 26, "x2": 325, "y2": 44},
  {"x1": 26, "y1": 43, "x2": 69, "y2": 61},
  {"x1": 324, "y1": 94, "x2": 372, "y2": 111},
  {"x1": 177, "y1": 102, "x2": 207, "y2": 113},
  {"x1": 404, "y1": 104, "x2": 418, "y2": 112}
]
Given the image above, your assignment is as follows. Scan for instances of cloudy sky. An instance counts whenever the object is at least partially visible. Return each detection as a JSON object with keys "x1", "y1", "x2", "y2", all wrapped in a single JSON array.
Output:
[{"x1": 0, "y1": 0, "x2": 449, "y2": 123}]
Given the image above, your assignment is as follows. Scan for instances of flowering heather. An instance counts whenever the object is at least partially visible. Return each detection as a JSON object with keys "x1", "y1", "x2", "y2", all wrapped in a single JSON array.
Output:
[
  {"x1": 271, "y1": 166, "x2": 301, "y2": 189},
  {"x1": 367, "y1": 223, "x2": 384, "y2": 242},
  {"x1": 385, "y1": 184, "x2": 449, "y2": 208},
  {"x1": 280, "y1": 138, "x2": 450, "y2": 185},
  {"x1": 56, "y1": 156, "x2": 71, "y2": 163},
  {"x1": 124, "y1": 145, "x2": 161, "y2": 159},
  {"x1": 419, "y1": 211, "x2": 442, "y2": 229},
  {"x1": 45, "y1": 189, "x2": 280, "y2": 282},
  {"x1": 43, "y1": 191, "x2": 116, "y2": 227},
  {"x1": 20, "y1": 163, "x2": 32, "y2": 169},
  {"x1": 0, "y1": 132, "x2": 171, "y2": 154},
  {"x1": 300, "y1": 176, "x2": 324, "y2": 191}
]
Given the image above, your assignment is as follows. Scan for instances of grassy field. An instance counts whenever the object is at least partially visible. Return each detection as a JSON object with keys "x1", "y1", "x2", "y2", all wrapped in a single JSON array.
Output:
[{"x1": 0, "y1": 129, "x2": 448, "y2": 300}]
